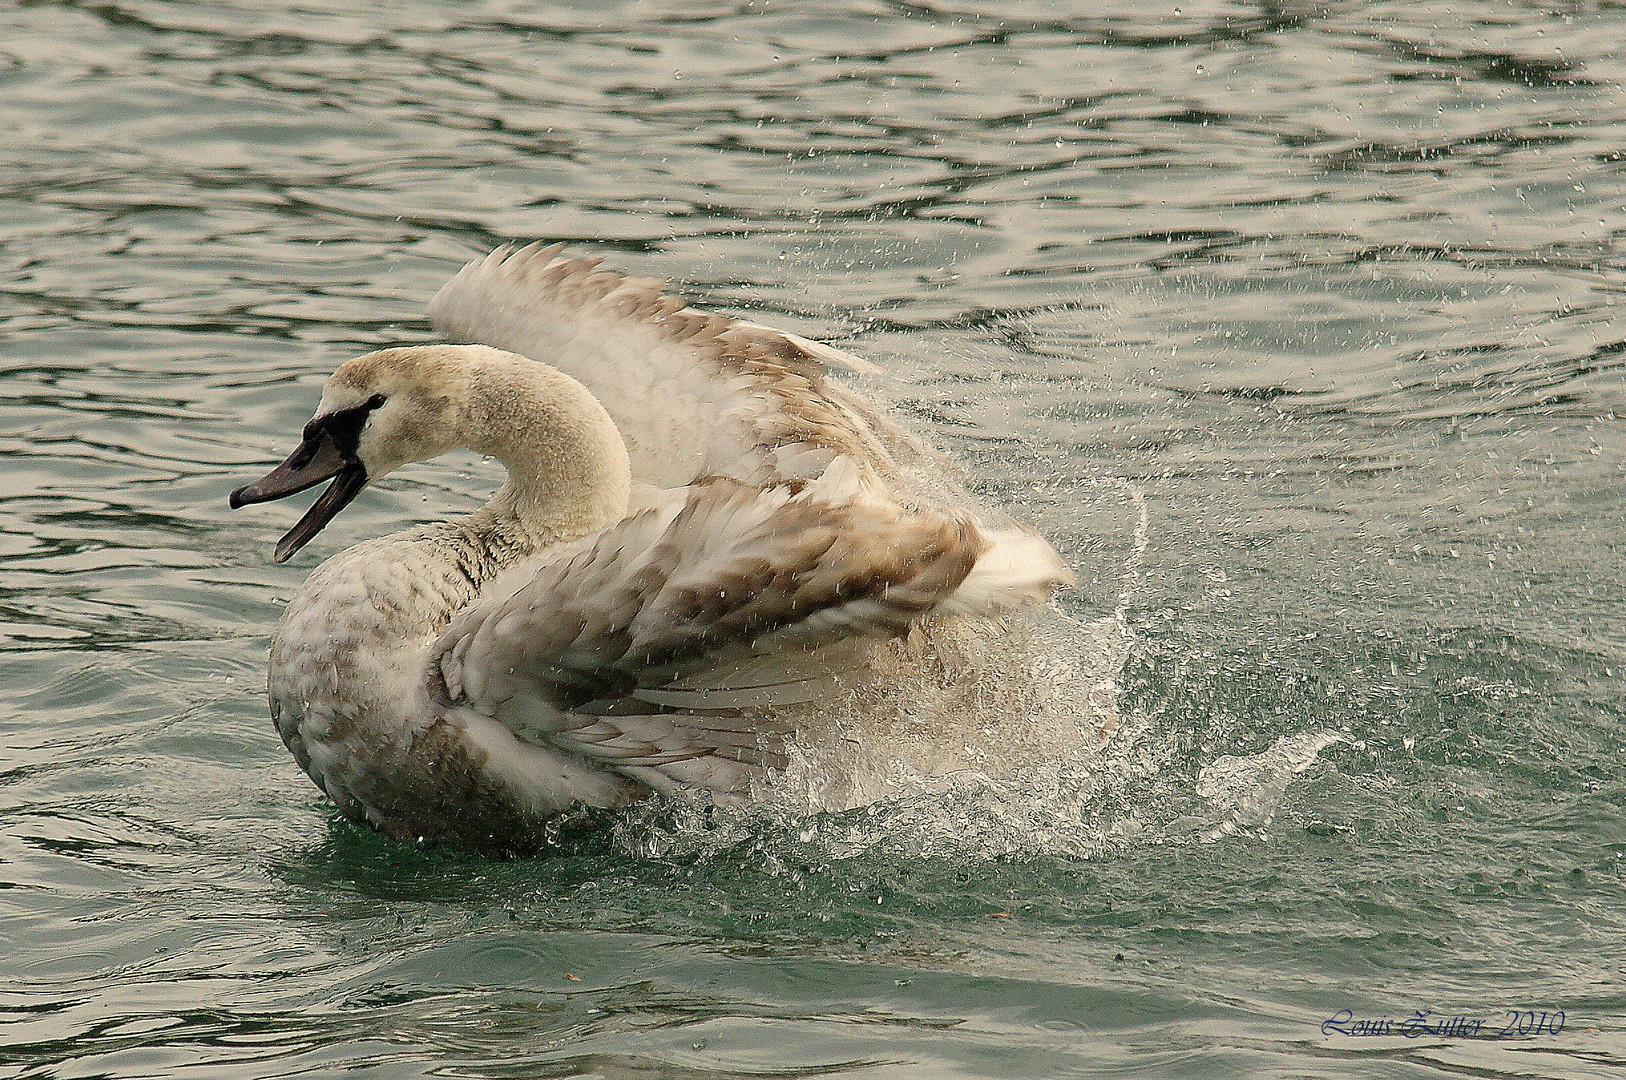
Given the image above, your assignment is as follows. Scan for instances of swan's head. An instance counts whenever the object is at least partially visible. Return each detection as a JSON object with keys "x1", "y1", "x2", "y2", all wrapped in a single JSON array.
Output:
[{"x1": 229, "y1": 345, "x2": 537, "y2": 562}]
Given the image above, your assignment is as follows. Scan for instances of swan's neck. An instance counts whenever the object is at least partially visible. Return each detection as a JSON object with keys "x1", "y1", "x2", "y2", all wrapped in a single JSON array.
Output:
[{"x1": 458, "y1": 358, "x2": 633, "y2": 556}]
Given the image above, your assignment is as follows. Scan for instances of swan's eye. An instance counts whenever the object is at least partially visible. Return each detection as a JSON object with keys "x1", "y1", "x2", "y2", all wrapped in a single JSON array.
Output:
[{"x1": 309, "y1": 393, "x2": 389, "y2": 457}]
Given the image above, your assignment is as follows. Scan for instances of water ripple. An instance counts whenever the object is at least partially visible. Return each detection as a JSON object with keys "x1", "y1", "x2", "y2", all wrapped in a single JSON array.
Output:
[{"x1": 5, "y1": 1, "x2": 1626, "y2": 1077}]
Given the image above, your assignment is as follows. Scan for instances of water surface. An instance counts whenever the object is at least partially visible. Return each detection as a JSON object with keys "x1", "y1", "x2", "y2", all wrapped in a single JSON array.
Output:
[{"x1": 3, "y1": 2, "x2": 1625, "y2": 1077}]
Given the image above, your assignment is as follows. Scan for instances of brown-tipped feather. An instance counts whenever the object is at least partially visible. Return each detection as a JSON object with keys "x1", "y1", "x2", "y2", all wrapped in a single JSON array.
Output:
[
  {"x1": 433, "y1": 477, "x2": 987, "y2": 731},
  {"x1": 429, "y1": 242, "x2": 951, "y2": 494}
]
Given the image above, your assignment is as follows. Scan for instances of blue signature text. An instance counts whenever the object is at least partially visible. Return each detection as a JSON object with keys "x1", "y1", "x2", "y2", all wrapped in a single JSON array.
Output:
[{"x1": 1322, "y1": 1009, "x2": 1564, "y2": 1038}]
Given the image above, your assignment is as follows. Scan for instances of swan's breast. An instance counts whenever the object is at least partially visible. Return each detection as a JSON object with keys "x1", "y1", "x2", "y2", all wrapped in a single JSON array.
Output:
[{"x1": 267, "y1": 531, "x2": 493, "y2": 825}]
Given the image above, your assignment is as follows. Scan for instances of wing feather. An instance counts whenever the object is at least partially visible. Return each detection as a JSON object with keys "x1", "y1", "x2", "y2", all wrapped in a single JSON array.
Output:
[
  {"x1": 426, "y1": 472, "x2": 986, "y2": 794},
  {"x1": 427, "y1": 242, "x2": 932, "y2": 490}
]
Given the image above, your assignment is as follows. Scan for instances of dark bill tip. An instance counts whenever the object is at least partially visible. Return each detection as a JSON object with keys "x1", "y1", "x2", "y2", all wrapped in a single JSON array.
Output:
[
  {"x1": 231, "y1": 435, "x2": 368, "y2": 562},
  {"x1": 231, "y1": 436, "x2": 349, "y2": 509}
]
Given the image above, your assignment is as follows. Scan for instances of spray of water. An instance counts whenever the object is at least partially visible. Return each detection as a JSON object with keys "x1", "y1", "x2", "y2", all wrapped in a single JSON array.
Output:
[{"x1": 599, "y1": 480, "x2": 1173, "y2": 861}]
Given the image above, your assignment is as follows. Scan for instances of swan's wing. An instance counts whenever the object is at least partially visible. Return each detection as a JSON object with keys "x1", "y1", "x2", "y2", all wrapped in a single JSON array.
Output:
[
  {"x1": 426, "y1": 470, "x2": 990, "y2": 796},
  {"x1": 427, "y1": 242, "x2": 942, "y2": 491}
]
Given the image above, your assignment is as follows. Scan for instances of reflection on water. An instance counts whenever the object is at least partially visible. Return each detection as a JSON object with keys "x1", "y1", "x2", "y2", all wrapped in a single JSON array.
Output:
[{"x1": 3, "y1": 1, "x2": 1626, "y2": 1078}]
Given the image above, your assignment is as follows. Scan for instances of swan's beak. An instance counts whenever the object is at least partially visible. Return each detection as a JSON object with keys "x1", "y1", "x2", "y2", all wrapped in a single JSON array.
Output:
[{"x1": 230, "y1": 433, "x2": 369, "y2": 563}]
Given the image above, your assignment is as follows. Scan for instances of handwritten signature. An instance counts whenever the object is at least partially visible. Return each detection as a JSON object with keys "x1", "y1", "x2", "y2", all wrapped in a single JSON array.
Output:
[{"x1": 1322, "y1": 1009, "x2": 1564, "y2": 1038}]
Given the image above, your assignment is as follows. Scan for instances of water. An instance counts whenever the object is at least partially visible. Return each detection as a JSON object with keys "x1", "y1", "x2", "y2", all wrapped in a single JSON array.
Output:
[{"x1": 3, "y1": 1, "x2": 1625, "y2": 1076}]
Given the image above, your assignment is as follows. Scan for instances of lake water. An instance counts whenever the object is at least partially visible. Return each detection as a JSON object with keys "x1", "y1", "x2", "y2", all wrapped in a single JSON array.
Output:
[{"x1": 3, "y1": 1, "x2": 1625, "y2": 1077}]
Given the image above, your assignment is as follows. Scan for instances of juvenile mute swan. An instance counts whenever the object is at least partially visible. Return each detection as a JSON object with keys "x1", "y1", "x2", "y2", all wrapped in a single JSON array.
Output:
[{"x1": 232, "y1": 243, "x2": 1074, "y2": 856}]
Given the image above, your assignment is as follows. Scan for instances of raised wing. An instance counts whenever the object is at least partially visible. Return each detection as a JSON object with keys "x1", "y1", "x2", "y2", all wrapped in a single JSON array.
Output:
[
  {"x1": 427, "y1": 466, "x2": 987, "y2": 796},
  {"x1": 427, "y1": 242, "x2": 945, "y2": 493}
]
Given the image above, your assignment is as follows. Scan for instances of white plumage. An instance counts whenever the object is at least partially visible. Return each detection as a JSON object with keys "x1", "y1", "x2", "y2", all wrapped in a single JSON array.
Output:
[{"x1": 232, "y1": 244, "x2": 1074, "y2": 856}]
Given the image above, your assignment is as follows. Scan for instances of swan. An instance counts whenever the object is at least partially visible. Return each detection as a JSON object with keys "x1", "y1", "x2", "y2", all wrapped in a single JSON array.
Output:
[{"x1": 231, "y1": 243, "x2": 1075, "y2": 856}]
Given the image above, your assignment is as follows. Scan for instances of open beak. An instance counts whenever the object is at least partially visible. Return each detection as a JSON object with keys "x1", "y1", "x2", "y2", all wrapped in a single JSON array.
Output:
[{"x1": 230, "y1": 433, "x2": 369, "y2": 563}]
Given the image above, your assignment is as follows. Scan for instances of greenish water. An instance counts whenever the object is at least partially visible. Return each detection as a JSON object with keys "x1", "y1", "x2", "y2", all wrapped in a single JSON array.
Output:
[{"x1": 3, "y1": 1, "x2": 1625, "y2": 1076}]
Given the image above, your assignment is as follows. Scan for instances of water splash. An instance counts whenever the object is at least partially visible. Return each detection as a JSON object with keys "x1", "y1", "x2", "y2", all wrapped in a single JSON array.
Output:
[
  {"x1": 1183, "y1": 730, "x2": 1347, "y2": 842},
  {"x1": 605, "y1": 480, "x2": 1155, "y2": 863}
]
